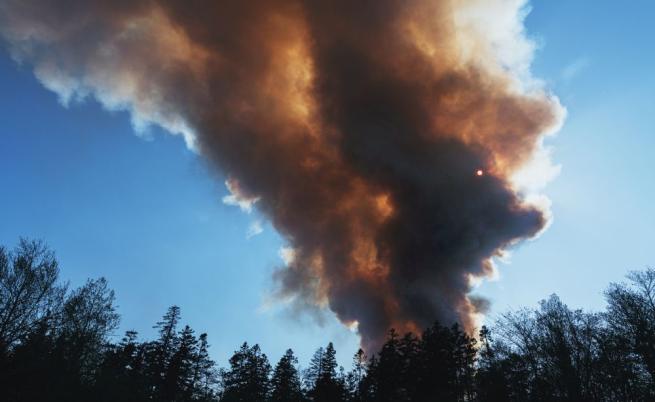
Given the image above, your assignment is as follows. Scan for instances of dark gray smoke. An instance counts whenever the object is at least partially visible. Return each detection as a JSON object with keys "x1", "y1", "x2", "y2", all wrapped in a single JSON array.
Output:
[{"x1": 0, "y1": 0, "x2": 563, "y2": 349}]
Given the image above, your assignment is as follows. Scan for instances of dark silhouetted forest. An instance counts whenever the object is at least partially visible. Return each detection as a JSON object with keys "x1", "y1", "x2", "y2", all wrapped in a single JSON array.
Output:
[{"x1": 2, "y1": 238, "x2": 655, "y2": 401}]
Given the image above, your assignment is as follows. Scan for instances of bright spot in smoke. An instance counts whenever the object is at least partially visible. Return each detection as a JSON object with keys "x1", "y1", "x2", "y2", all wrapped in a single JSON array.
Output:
[
  {"x1": 476, "y1": 169, "x2": 484, "y2": 176},
  {"x1": 346, "y1": 320, "x2": 359, "y2": 333},
  {"x1": 279, "y1": 247, "x2": 296, "y2": 266}
]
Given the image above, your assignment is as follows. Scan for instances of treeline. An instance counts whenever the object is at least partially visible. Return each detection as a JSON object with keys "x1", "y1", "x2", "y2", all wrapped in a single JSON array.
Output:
[{"x1": 2, "y1": 239, "x2": 655, "y2": 401}]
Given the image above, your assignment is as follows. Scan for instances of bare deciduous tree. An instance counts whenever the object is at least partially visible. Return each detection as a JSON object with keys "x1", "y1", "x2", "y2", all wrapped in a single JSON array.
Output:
[{"x1": 0, "y1": 239, "x2": 65, "y2": 352}]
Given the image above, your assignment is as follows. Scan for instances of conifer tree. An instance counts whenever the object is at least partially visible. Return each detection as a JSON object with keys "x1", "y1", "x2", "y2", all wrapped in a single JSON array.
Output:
[
  {"x1": 163, "y1": 325, "x2": 198, "y2": 400},
  {"x1": 345, "y1": 349, "x2": 367, "y2": 401},
  {"x1": 308, "y1": 342, "x2": 343, "y2": 402},
  {"x1": 271, "y1": 349, "x2": 304, "y2": 402},
  {"x1": 221, "y1": 342, "x2": 271, "y2": 402},
  {"x1": 192, "y1": 333, "x2": 219, "y2": 401},
  {"x1": 151, "y1": 305, "x2": 182, "y2": 400}
]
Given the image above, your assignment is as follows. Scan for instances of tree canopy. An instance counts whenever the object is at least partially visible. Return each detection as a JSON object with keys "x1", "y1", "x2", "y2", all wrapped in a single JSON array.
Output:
[{"x1": 2, "y1": 239, "x2": 654, "y2": 402}]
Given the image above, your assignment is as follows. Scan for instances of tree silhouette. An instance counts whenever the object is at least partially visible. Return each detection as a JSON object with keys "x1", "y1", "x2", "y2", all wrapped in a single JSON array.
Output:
[
  {"x1": 221, "y1": 342, "x2": 271, "y2": 401},
  {"x1": 0, "y1": 239, "x2": 64, "y2": 354},
  {"x1": 345, "y1": 349, "x2": 367, "y2": 401},
  {"x1": 94, "y1": 330, "x2": 150, "y2": 401},
  {"x1": 192, "y1": 333, "x2": 220, "y2": 401},
  {"x1": 4, "y1": 238, "x2": 655, "y2": 401},
  {"x1": 270, "y1": 349, "x2": 305, "y2": 402},
  {"x1": 306, "y1": 342, "x2": 345, "y2": 401}
]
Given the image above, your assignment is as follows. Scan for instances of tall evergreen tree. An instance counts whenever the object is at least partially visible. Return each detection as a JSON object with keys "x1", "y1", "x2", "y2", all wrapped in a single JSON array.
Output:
[
  {"x1": 307, "y1": 342, "x2": 343, "y2": 402},
  {"x1": 162, "y1": 325, "x2": 198, "y2": 400},
  {"x1": 152, "y1": 305, "x2": 182, "y2": 399},
  {"x1": 94, "y1": 330, "x2": 150, "y2": 402},
  {"x1": 345, "y1": 349, "x2": 367, "y2": 401},
  {"x1": 192, "y1": 333, "x2": 219, "y2": 401},
  {"x1": 271, "y1": 349, "x2": 304, "y2": 402},
  {"x1": 221, "y1": 342, "x2": 271, "y2": 402},
  {"x1": 305, "y1": 346, "x2": 324, "y2": 391},
  {"x1": 364, "y1": 329, "x2": 413, "y2": 402}
]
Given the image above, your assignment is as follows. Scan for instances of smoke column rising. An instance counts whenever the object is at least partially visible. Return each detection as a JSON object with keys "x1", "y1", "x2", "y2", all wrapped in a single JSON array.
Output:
[{"x1": 0, "y1": 0, "x2": 564, "y2": 349}]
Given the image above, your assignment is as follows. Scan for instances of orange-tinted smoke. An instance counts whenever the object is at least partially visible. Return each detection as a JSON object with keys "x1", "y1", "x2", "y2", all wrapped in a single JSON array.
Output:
[{"x1": 0, "y1": 0, "x2": 563, "y2": 350}]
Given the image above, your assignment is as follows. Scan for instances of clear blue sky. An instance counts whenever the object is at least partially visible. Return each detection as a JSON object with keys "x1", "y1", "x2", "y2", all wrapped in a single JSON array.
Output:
[{"x1": 1, "y1": 1, "x2": 654, "y2": 368}]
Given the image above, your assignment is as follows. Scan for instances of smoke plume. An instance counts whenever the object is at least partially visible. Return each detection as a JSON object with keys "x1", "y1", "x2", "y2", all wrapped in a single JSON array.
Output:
[{"x1": 0, "y1": 0, "x2": 563, "y2": 349}]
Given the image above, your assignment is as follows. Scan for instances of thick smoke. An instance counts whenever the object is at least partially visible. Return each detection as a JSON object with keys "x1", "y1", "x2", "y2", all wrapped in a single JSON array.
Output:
[{"x1": 0, "y1": 0, "x2": 563, "y2": 349}]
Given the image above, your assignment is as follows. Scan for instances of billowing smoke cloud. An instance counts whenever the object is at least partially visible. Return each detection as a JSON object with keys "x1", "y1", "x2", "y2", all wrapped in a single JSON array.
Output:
[{"x1": 0, "y1": 0, "x2": 563, "y2": 349}]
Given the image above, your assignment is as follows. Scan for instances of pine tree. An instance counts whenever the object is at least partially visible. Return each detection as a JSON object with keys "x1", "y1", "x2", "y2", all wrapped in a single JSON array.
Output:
[
  {"x1": 305, "y1": 346, "x2": 324, "y2": 390},
  {"x1": 345, "y1": 349, "x2": 367, "y2": 401},
  {"x1": 221, "y1": 342, "x2": 271, "y2": 402},
  {"x1": 94, "y1": 330, "x2": 150, "y2": 401},
  {"x1": 321, "y1": 343, "x2": 338, "y2": 381},
  {"x1": 151, "y1": 305, "x2": 181, "y2": 400},
  {"x1": 358, "y1": 355, "x2": 378, "y2": 400},
  {"x1": 155, "y1": 306, "x2": 181, "y2": 361},
  {"x1": 308, "y1": 342, "x2": 343, "y2": 402},
  {"x1": 192, "y1": 333, "x2": 218, "y2": 401},
  {"x1": 415, "y1": 322, "x2": 477, "y2": 401},
  {"x1": 163, "y1": 325, "x2": 198, "y2": 400},
  {"x1": 366, "y1": 329, "x2": 407, "y2": 401},
  {"x1": 270, "y1": 349, "x2": 304, "y2": 402}
]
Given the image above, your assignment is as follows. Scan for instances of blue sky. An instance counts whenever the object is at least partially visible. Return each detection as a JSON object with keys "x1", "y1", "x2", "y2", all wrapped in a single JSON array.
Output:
[{"x1": 1, "y1": 1, "x2": 654, "y2": 368}]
